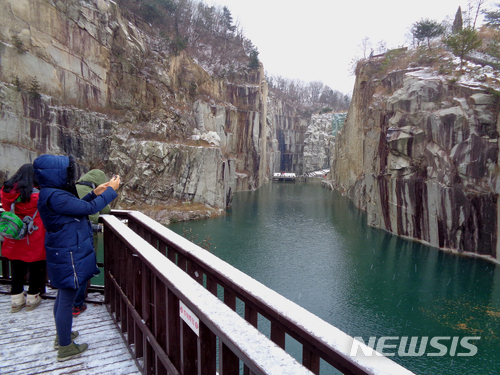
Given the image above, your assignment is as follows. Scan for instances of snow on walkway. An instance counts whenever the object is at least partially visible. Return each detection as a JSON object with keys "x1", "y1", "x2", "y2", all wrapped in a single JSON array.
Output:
[{"x1": 0, "y1": 288, "x2": 141, "y2": 375}]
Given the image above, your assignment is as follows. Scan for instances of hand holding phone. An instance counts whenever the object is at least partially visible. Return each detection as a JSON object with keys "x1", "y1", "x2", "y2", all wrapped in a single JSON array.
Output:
[{"x1": 109, "y1": 175, "x2": 121, "y2": 191}]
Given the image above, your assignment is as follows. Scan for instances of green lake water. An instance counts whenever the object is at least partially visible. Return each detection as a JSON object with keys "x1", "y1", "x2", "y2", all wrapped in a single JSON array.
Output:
[{"x1": 168, "y1": 182, "x2": 500, "y2": 375}]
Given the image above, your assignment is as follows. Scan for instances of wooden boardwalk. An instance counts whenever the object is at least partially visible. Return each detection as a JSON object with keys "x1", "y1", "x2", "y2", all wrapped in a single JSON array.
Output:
[{"x1": 0, "y1": 286, "x2": 141, "y2": 375}]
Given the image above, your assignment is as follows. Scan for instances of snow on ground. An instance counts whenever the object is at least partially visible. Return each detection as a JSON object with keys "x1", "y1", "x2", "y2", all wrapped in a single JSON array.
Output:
[
  {"x1": 404, "y1": 52, "x2": 500, "y2": 91},
  {"x1": 0, "y1": 288, "x2": 140, "y2": 375}
]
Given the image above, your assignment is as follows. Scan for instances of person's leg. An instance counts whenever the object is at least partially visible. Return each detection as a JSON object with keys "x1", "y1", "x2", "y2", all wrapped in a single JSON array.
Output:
[
  {"x1": 25, "y1": 260, "x2": 46, "y2": 311},
  {"x1": 10, "y1": 260, "x2": 28, "y2": 295},
  {"x1": 10, "y1": 260, "x2": 28, "y2": 312},
  {"x1": 27, "y1": 260, "x2": 46, "y2": 295},
  {"x1": 54, "y1": 288, "x2": 88, "y2": 361},
  {"x1": 53, "y1": 289, "x2": 60, "y2": 316},
  {"x1": 74, "y1": 283, "x2": 87, "y2": 307},
  {"x1": 54, "y1": 288, "x2": 77, "y2": 347}
]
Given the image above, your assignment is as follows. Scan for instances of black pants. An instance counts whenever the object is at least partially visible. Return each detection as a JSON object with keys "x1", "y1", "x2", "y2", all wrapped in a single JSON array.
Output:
[{"x1": 10, "y1": 260, "x2": 47, "y2": 295}]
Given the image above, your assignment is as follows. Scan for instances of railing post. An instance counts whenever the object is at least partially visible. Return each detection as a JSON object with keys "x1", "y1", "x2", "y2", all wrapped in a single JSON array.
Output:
[
  {"x1": 142, "y1": 263, "x2": 153, "y2": 374},
  {"x1": 181, "y1": 319, "x2": 198, "y2": 375},
  {"x1": 117, "y1": 242, "x2": 127, "y2": 337},
  {"x1": 167, "y1": 289, "x2": 181, "y2": 371},
  {"x1": 154, "y1": 276, "x2": 167, "y2": 358},
  {"x1": 222, "y1": 288, "x2": 238, "y2": 373},
  {"x1": 243, "y1": 305, "x2": 258, "y2": 375},
  {"x1": 103, "y1": 226, "x2": 111, "y2": 305},
  {"x1": 167, "y1": 245, "x2": 176, "y2": 264},
  {"x1": 244, "y1": 305, "x2": 258, "y2": 328},
  {"x1": 206, "y1": 276, "x2": 218, "y2": 296},
  {"x1": 198, "y1": 322, "x2": 216, "y2": 375},
  {"x1": 178, "y1": 253, "x2": 187, "y2": 272},
  {"x1": 124, "y1": 247, "x2": 134, "y2": 342},
  {"x1": 134, "y1": 254, "x2": 144, "y2": 360},
  {"x1": 159, "y1": 240, "x2": 168, "y2": 257},
  {"x1": 303, "y1": 347, "x2": 320, "y2": 375},
  {"x1": 128, "y1": 218, "x2": 138, "y2": 233},
  {"x1": 220, "y1": 341, "x2": 239, "y2": 375},
  {"x1": 224, "y1": 289, "x2": 236, "y2": 311},
  {"x1": 271, "y1": 322, "x2": 286, "y2": 349}
]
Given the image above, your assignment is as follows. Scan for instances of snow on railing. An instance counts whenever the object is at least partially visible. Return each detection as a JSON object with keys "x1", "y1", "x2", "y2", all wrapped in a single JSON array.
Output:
[
  {"x1": 106, "y1": 210, "x2": 415, "y2": 375},
  {"x1": 101, "y1": 214, "x2": 312, "y2": 375}
]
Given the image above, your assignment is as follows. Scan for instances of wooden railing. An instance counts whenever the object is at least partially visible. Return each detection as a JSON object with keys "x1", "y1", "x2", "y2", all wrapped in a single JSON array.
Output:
[
  {"x1": 0, "y1": 206, "x2": 415, "y2": 374},
  {"x1": 102, "y1": 213, "x2": 312, "y2": 375},
  {"x1": 106, "y1": 210, "x2": 415, "y2": 375}
]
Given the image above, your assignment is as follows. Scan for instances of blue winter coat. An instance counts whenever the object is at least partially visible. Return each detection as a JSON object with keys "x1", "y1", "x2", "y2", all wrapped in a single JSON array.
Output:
[{"x1": 34, "y1": 155, "x2": 118, "y2": 289}]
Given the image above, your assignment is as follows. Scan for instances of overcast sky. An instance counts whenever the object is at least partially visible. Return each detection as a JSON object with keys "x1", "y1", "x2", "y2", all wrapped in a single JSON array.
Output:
[{"x1": 208, "y1": 0, "x2": 491, "y2": 94}]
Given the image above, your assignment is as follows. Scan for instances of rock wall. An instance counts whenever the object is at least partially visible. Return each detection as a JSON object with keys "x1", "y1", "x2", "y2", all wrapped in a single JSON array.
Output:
[
  {"x1": 0, "y1": 0, "x2": 312, "y2": 213},
  {"x1": 303, "y1": 113, "x2": 336, "y2": 173},
  {"x1": 0, "y1": 82, "x2": 113, "y2": 176},
  {"x1": 331, "y1": 60, "x2": 500, "y2": 262},
  {"x1": 0, "y1": 0, "x2": 113, "y2": 108},
  {"x1": 267, "y1": 96, "x2": 308, "y2": 174}
]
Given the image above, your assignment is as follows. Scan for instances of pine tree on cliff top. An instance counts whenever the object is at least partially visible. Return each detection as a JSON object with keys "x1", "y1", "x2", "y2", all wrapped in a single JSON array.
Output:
[
  {"x1": 445, "y1": 27, "x2": 483, "y2": 72},
  {"x1": 411, "y1": 19, "x2": 445, "y2": 50},
  {"x1": 483, "y1": 4, "x2": 500, "y2": 29}
]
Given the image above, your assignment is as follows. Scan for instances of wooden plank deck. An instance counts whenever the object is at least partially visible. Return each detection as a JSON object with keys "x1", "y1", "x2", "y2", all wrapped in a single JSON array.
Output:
[{"x1": 0, "y1": 286, "x2": 141, "y2": 375}]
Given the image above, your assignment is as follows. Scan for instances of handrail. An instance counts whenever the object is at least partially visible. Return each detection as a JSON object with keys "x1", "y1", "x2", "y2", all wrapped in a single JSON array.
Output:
[
  {"x1": 109, "y1": 210, "x2": 415, "y2": 375},
  {"x1": 101, "y1": 214, "x2": 313, "y2": 375}
]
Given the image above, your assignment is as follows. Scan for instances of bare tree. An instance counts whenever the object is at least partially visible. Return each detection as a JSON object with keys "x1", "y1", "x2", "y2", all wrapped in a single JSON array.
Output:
[
  {"x1": 472, "y1": 0, "x2": 487, "y2": 29},
  {"x1": 376, "y1": 40, "x2": 387, "y2": 54},
  {"x1": 309, "y1": 81, "x2": 324, "y2": 103},
  {"x1": 267, "y1": 75, "x2": 351, "y2": 112},
  {"x1": 358, "y1": 37, "x2": 372, "y2": 59},
  {"x1": 465, "y1": 0, "x2": 487, "y2": 29}
]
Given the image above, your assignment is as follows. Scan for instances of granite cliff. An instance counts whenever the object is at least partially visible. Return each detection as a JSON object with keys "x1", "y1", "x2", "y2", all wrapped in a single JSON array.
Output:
[
  {"x1": 329, "y1": 53, "x2": 500, "y2": 262},
  {"x1": 0, "y1": 0, "x2": 313, "y2": 221}
]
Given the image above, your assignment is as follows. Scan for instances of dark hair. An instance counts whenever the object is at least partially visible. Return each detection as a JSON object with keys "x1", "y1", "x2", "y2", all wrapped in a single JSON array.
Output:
[
  {"x1": 66, "y1": 155, "x2": 79, "y2": 197},
  {"x1": 3, "y1": 164, "x2": 37, "y2": 203}
]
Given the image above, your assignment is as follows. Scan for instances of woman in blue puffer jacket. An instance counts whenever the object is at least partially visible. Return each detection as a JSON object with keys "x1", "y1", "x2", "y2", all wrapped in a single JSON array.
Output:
[{"x1": 33, "y1": 154, "x2": 120, "y2": 362}]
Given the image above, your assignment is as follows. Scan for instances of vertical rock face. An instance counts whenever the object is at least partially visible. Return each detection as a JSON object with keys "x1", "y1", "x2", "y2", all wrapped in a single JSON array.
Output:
[
  {"x1": 0, "y1": 0, "x2": 112, "y2": 108},
  {"x1": 332, "y1": 61, "x2": 500, "y2": 261},
  {"x1": 0, "y1": 83, "x2": 113, "y2": 173},
  {"x1": 266, "y1": 97, "x2": 308, "y2": 174},
  {"x1": 303, "y1": 114, "x2": 338, "y2": 173},
  {"x1": 0, "y1": 0, "x2": 312, "y2": 212}
]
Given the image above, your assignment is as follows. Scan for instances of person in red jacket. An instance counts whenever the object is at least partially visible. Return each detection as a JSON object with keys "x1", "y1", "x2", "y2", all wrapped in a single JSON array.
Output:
[{"x1": 1, "y1": 163, "x2": 46, "y2": 312}]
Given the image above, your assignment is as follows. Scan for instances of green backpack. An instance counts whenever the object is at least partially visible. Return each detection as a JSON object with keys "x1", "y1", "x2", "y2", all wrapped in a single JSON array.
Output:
[{"x1": 0, "y1": 201, "x2": 38, "y2": 242}]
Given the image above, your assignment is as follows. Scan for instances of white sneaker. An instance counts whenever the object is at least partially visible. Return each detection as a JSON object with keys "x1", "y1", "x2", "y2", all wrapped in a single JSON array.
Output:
[{"x1": 11, "y1": 292, "x2": 26, "y2": 313}]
